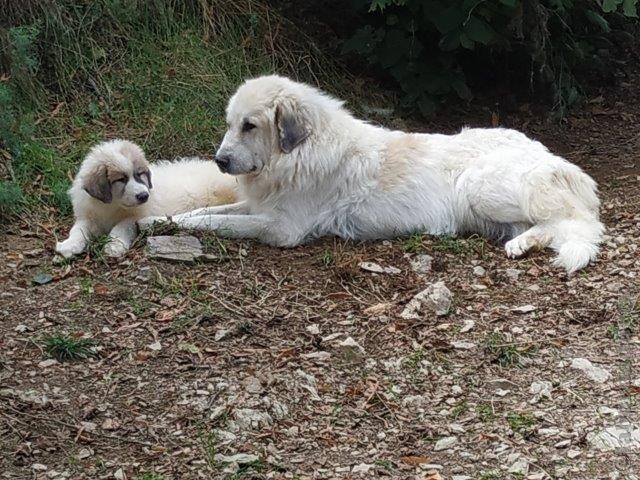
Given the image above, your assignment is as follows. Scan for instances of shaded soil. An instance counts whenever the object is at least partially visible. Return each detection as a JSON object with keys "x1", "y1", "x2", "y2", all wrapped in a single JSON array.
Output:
[{"x1": 1, "y1": 78, "x2": 639, "y2": 480}]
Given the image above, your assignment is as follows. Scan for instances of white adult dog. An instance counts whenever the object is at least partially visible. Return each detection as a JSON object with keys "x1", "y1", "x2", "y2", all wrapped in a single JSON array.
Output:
[
  {"x1": 139, "y1": 75, "x2": 603, "y2": 272},
  {"x1": 56, "y1": 139, "x2": 238, "y2": 258}
]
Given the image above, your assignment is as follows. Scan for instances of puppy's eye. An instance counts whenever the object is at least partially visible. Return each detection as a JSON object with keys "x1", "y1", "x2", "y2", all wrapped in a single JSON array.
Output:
[
  {"x1": 242, "y1": 121, "x2": 256, "y2": 132},
  {"x1": 113, "y1": 177, "x2": 127, "y2": 184}
]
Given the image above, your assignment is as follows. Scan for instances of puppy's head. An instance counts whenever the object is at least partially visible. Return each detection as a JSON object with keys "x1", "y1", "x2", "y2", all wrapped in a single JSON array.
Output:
[
  {"x1": 215, "y1": 75, "x2": 316, "y2": 175},
  {"x1": 79, "y1": 140, "x2": 152, "y2": 208}
]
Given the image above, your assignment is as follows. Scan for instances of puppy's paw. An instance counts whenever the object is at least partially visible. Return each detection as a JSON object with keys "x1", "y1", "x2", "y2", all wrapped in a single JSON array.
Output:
[
  {"x1": 505, "y1": 236, "x2": 528, "y2": 258},
  {"x1": 104, "y1": 240, "x2": 128, "y2": 258},
  {"x1": 137, "y1": 215, "x2": 169, "y2": 232},
  {"x1": 56, "y1": 239, "x2": 85, "y2": 258}
]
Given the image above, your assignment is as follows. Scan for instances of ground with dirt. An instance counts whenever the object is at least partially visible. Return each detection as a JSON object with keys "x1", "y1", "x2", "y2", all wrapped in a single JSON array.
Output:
[{"x1": 1, "y1": 80, "x2": 639, "y2": 480}]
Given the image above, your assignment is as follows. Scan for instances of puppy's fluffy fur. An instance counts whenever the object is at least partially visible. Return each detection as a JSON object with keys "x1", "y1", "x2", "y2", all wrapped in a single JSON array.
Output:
[
  {"x1": 56, "y1": 139, "x2": 238, "y2": 258},
  {"x1": 140, "y1": 75, "x2": 603, "y2": 272}
]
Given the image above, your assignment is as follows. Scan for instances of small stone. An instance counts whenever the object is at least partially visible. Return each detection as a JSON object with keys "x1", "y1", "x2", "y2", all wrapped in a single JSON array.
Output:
[
  {"x1": 80, "y1": 421, "x2": 97, "y2": 432},
  {"x1": 77, "y1": 448, "x2": 92, "y2": 460},
  {"x1": 352, "y1": 463, "x2": 373, "y2": 474},
  {"x1": 587, "y1": 425, "x2": 640, "y2": 451},
  {"x1": 567, "y1": 449, "x2": 581, "y2": 459},
  {"x1": 214, "y1": 329, "x2": 230, "y2": 341},
  {"x1": 243, "y1": 376, "x2": 263, "y2": 394},
  {"x1": 473, "y1": 266, "x2": 486, "y2": 276},
  {"x1": 512, "y1": 305, "x2": 536, "y2": 314},
  {"x1": 401, "y1": 282, "x2": 452, "y2": 319},
  {"x1": 32, "y1": 464, "x2": 48, "y2": 471},
  {"x1": 215, "y1": 453, "x2": 260, "y2": 465},
  {"x1": 508, "y1": 457, "x2": 529, "y2": 475},
  {"x1": 359, "y1": 262, "x2": 401, "y2": 274},
  {"x1": 113, "y1": 468, "x2": 125, "y2": 480},
  {"x1": 306, "y1": 324, "x2": 320, "y2": 335},
  {"x1": 147, "y1": 341, "x2": 162, "y2": 351},
  {"x1": 434, "y1": 436, "x2": 457, "y2": 451},
  {"x1": 452, "y1": 476, "x2": 472, "y2": 480},
  {"x1": 38, "y1": 359, "x2": 59, "y2": 368},
  {"x1": 146, "y1": 235, "x2": 204, "y2": 262},
  {"x1": 571, "y1": 358, "x2": 612, "y2": 383},
  {"x1": 555, "y1": 440, "x2": 571, "y2": 448},
  {"x1": 337, "y1": 336, "x2": 365, "y2": 359},
  {"x1": 15, "y1": 324, "x2": 28, "y2": 333},
  {"x1": 234, "y1": 409, "x2": 273, "y2": 430},
  {"x1": 409, "y1": 254, "x2": 433, "y2": 274},
  {"x1": 451, "y1": 341, "x2": 475, "y2": 350},
  {"x1": 300, "y1": 351, "x2": 331, "y2": 361},
  {"x1": 598, "y1": 406, "x2": 619, "y2": 417},
  {"x1": 460, "y1": 319, "x2": 475, "y2": 333},
  {"x1": 529, "y1": 380, "x2": 553, "y2": 403},
  {"x1": 505, "y1": 268, "x2": 522, "y2": 281}
]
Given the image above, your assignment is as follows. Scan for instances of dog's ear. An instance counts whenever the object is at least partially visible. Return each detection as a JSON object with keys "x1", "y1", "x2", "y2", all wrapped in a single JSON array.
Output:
[
  {"x1": 275, "y1": 98, "x2": 309, "y2": 154},
  {"x1": 82, "y1": 165, "x2": 112, "y2": 203}
]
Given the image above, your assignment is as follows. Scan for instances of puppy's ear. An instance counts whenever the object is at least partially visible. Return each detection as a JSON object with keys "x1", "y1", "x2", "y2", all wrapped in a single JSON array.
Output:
[
  {"x1": 275, "y1": 98, "x2": 309, "y2": 154},
  {"x1": 82, "y1": 165, "x2": 112, "y2": 203}
]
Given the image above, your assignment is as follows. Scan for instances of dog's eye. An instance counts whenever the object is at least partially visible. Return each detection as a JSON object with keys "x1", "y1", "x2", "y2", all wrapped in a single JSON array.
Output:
[
  {"x1": 242, "y1": 121, "x2": 256, "y2": 132},
  {"x1": 112, "y1": 177, "x2": 127, "y2": 184}
]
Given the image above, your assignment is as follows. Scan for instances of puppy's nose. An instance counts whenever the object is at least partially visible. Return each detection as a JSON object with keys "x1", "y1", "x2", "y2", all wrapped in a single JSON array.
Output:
[
  {"x1": 215, "y1": 154, "x2": 231, "y2": 172},
  {"x1": 136, "y1": 192, "x2": 149, "y2": 203}
]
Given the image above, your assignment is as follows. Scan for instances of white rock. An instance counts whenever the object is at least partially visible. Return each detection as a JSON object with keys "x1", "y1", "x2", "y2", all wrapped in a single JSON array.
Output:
[
  {"x1": 80, "y1": 421, "x2": 97, "y2": 432},
  {"x1": 554, "y1": 439, "x2": 571, "y2": 448},
  {"x1": 146, "y1": 235, "x2": 205, "y2": 262},
  {"x1": 401, "y1": 282, "x2": 452, "y2": 319},
  {"x1": 306, "y1": 324, "x2": 320, "y2": 335},
  {"x1": 38, "y1": 359, "x2": 59, "y2": 368},
  {"x1": 598, "y1": 406, "x2": 620, "y2": 417},
  {"x1": 539, "y1": 427, "x2": 560, "y2": 436},
  {"x1": 587, "y1": 425, "x2": 640, "y2": 451},
  {"x1": 571, "y1": 358, "x2": 612, "y2": 383},
  {"x1": 147, "y1": 341, "x2": 162, "y2": 351},
  {"x1": 460, "y1": 319, "x2": 475, "y2": 333},
  {"x1": 32, "y1": 464, "x2": 48, "y2": 471},
  {"x1": 473, "y1": 266, "x2": 486, "y2": 276},
  {"x1": 567, "y1": 449, "x2": 581, "y2": 459},
  {"x1": 451, "y1": 341, "x2": 476, "y2": 350},
  {"x1": 434, "y1": 436, "x2": 457, "y2": 451},
  {"x1": 113, "y1": 468, "x2": 125, "y2": 480},
  {"x1": 529, "y1": 380, "x2": 553, "y2": 403},
  {"x1": 242, "y1": 376, "x2": 263, "y2": 394},
  {"x1": 452, "y1": 476, "x2": 472, "y2": 480},
  {"x1": 409, "y1": 254, "x2": 433, "y2": 274},
  {"x1": 301, "y1": 351, "x2": 331, "y2": 361},
  {"x1": 76, "y1": 448, "x2": 93, "y2": 460},
  {"x1": 337, "y1": 336, "x2": 365, "y2": 359},
  {"x1": 352, "y1": 463, "x2": 373, "y2": 474},
  {"x1": 508, "y1": 457, "x2": 529, "y2": 475},
  {"x1": 505, "y1": 268, "x2": 522, "y2": 281},
  {"x1": 214, "y1": 329, "x2": 230, "y2": 341},
  {"x1": 234, "y1": 408, "x2": 273, "y2": 430},
  {"x1": 512, "y1": 305, "x2": 536, "y2": 314},
  {"x1": 215, "y1": 453, "x2": 259, "y2": 465},
  {"x1": 15, "y1": 324, "x2": 28, "y2": 333},
  {"x1": 296, "y1": 369, "x2": 321, "y2": 400},
  {"x1": 359, "y1": 262, "x2": 401, "y2": 274}
]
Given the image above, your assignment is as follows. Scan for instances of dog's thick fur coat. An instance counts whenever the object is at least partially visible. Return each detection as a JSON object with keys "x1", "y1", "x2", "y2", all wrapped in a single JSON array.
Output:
[
  {"x1": 56, "y1": 140, "x2": 238, "y2": 258},
  {"x1": 140, "y1": 75, "x2": 603, "y2": 272}
]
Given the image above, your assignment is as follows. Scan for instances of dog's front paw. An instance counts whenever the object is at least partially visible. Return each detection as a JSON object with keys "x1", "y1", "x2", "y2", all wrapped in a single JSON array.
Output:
[
  {"x1": 55, "y1": 239, "x2": 85, "y2": 258},
  {"x1": 104, "y1": 239, "x2": 129, "y2": 258},
  {"x1": 505, "y1": 236, "x2": 527, "y2": 258},
  {"x1": 137, "y1": 215, "x2": 169, "y2": 232}
]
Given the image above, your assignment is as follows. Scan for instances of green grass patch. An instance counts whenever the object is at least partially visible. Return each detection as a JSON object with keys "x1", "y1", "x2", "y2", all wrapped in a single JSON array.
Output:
[
  {"x1": 42, "y1": 333, "x2": 95, "y2": 361},
  {"x1": 507, "y1": 411, "x2": 537, "y2": 433},
  {"x1": 608, "y1": 294, "x2": 639, "y2": 340},
  {"x1": 484, "y1": 331, "x2": 535, "y2": 367}
]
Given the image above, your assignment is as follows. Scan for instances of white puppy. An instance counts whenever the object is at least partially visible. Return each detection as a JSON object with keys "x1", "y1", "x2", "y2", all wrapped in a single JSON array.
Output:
[
  {"x1": 56, "y1": 139, "x2": 238, "y2": 258},
  {"x1": 139, "y1": 75, "x2": 603, "y2": 272}
]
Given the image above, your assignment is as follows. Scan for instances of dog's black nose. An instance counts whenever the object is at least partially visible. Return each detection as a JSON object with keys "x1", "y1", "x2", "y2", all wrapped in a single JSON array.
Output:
[
  {"x1": 136, "y1": 192, "x2": 149, "y2": 203},
  {"x1": 215, "y1": 154, "x2": 231, "y2": 172}
]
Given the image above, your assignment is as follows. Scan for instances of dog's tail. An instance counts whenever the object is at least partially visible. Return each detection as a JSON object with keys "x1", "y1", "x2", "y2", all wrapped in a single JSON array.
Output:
[{"x1": 550, "y1": 217, "x2": 604, "y2": 273}]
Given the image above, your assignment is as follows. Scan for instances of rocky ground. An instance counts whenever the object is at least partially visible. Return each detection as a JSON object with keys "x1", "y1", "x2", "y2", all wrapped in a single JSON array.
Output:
[{"x1": 1, "y1": 82, "x2": 640, "y2": 480}]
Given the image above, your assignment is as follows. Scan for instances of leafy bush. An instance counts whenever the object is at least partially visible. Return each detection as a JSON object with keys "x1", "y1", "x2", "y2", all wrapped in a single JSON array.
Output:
[{"x1": 342, "y1": 0, "x2": 639, "y2": 115}]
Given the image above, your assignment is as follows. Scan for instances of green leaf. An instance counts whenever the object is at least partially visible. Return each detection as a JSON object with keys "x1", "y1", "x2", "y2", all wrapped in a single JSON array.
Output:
[
  {"x1": 585, "y1": 9, "x2": 611, "y2": 32},
  {"x1": 459, "y1": 33, "x2": 475, "y2": 49},
  {"x1": 601, "y1": 0, "x2": 619, "y2": 12},
  {"x1": 623, "y1": 0, "x2": 638, "y2": 17},
  {"x1": 464, "y1": 17, "x2": 496, "y2": 44},
  {"x1": 432, "y1": 6, "x2": 465, "y2": 34}
]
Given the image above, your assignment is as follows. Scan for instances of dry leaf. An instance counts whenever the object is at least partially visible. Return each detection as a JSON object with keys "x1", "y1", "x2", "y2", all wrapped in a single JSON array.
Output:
[{"x1": 400, "y1": 455, "x2": 429, "y2": 465}]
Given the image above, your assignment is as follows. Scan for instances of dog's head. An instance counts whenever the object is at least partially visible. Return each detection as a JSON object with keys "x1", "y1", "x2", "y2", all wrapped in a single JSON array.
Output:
[
  {"x1": 215, "y1": 75, "x2": 326, "y2": 175},
  {"x1": 79, "y1": 140, "x2": 152, "y2": 207}
]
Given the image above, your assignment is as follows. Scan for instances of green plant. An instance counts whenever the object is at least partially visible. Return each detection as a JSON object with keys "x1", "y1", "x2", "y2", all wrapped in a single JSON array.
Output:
[
  {"x1": 401, "y1": 233, "x2": 426, "y2": 253},
  {"x1": 342, "y1": 0, "x2": 639, "y2": 116},
  {"x1": 136, "y1": 473, "x2": 167, "y2": 480},
  {"x1": 0, "y1": 180, "x2": 25, "y2": 221},
  {"x1": 477, "y1": 402, "x2": 496, "y2": 422},
  {"x1": 507, "y1": 411, "x2": 536, "y2": 433},
  {"x1": 450, "y1": 399, "x2": 469, "y2": 419},
  {"x1": 484, "y1": 331, "x2": 535, "y2": 366},
  {"x1": 42, "y1": 334, "x2": 95, "y2": 361},
  {"x1": 608, "y1": 293, "x2": 638, "y2": 340},
  {"x1": 433, "y1": 234, "x2": 484, "y2": 255}
]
